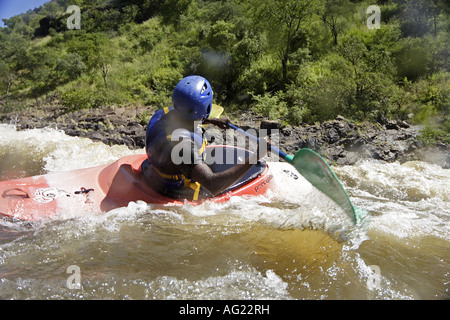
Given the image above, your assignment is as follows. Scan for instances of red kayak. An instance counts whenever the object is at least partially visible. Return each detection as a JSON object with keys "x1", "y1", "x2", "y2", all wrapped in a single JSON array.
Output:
[{"x1": 0, "y1": 145, "x2": 272, "y2": 221}]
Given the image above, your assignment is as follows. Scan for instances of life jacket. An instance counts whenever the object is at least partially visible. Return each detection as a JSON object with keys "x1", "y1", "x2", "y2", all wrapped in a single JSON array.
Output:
[{"x1": 145, "y1": 107, "x2": 207, "y2": 200}]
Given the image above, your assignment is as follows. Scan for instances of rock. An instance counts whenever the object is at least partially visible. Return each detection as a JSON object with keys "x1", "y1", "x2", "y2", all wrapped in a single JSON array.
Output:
[
  {"x1": 260, "y1": 120, "x2": 281, "y2": 131},
  {"x1": 328, "y1": 145, "x2": 344, "y2": 160},
  {"x1": 281, "y1": 127, "x2": 292, "y2": 136},
  {"x1": 346, "y1": 151, "x2": 359, "y2": 165},
  {"x1": 395, "y1": 129, "x2": 412, "y2": 140},
  {"x1": 326, "y1": 127, "x2": 340, "y2": 144},
  {"x1": 86, "y1": 131, "x2": 105, "y2": 141},
  {"x1": 334, "y1": 121, "x2": 352, "y2": 137},
  {"x1": 350, "y1": 137, "x2": 366, "y2": 151},
  {"x1": 106, "y1": 114, "x2": 128, "y2": 127},
  {"x1": 2, "y1": 104, "x2": 448, "y2": 167},
  {"x1": 414, "y1": 140, "x2": 424, "y2": 148},
  {"x1": 306, "y1": 137, "x2": 320, "y2": 151},
  {"x1": 134, "y1": 135, "x2": 145, "y2": 148},
  {"x1": 66, "y1": 129, "x2": 83, "y2": 137},
  {"x1": 436, "y1": 142, "x2": 448, "y2": 150},
  {"x1": 336, "y1": 151, "x2": 359, "y2": 166},
  {"x1": 398, "y1": 120, "x2": 410, "y2": 128},
  {"x1": 386, "y1": 120, "x2": 400, "y2": 130}
]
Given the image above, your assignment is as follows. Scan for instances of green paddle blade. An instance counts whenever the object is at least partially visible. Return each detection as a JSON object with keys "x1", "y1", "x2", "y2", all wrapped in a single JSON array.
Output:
[{"x1": 290, "y1": 148, "x2": 357, "y2": 224}]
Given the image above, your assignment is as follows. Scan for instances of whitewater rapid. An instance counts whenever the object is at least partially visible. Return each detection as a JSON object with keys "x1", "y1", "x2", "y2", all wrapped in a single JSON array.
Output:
[{"x1": 0, "y1": 124, "x2": 448, "y2": 299}]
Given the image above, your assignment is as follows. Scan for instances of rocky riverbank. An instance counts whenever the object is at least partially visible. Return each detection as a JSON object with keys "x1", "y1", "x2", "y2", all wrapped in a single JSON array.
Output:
[{"x1": 1, "y1": 104, "x2": 449, "y2": 168}]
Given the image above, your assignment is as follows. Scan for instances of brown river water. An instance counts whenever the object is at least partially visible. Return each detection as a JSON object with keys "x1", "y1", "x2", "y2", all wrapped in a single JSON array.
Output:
[{"x1": 0, "y1": 124, "x2": 448, "y2": 300}]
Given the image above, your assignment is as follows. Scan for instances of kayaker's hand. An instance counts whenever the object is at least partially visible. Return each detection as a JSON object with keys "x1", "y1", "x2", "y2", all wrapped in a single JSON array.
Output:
[{"x1": 203, "y1": 117, "x2": 230, "y2": 129}]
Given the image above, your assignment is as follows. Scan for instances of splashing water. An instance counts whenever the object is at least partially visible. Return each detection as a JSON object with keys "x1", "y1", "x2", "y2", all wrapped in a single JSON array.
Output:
[{"x1": 0, "y1": 124, "x2": 448, "y2": 300}]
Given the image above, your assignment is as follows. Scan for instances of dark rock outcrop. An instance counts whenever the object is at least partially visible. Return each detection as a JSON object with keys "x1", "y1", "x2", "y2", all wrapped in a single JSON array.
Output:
[{"x1": 1, "y1": 106, "x2": 448, "y2": 168}]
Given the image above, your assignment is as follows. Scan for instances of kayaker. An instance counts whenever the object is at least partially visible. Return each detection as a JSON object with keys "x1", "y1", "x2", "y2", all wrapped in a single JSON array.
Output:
[{"x1": 143, "y1": 75, "x2": 270, "y2": 201}]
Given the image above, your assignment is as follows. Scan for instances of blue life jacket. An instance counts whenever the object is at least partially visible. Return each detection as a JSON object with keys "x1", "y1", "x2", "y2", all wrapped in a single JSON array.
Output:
[{"x1": 145, "y1": 107, "x2": 207, "y2": 200}]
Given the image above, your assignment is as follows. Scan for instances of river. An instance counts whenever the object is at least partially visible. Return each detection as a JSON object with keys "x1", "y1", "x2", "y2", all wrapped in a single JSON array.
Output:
[{"x1": 0, "y1": 124, "x2": 448, "y2": 300}]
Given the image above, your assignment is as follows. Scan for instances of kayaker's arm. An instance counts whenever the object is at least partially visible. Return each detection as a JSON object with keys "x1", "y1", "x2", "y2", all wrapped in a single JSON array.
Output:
[{"x1": 189, "y1": 139, "x2": 270, "y2": 196}]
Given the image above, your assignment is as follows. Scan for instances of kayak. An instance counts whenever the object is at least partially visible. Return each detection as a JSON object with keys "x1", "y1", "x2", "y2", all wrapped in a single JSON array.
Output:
[{"x1": 0, "y1": 145, "x2": 273, "y2": 221}]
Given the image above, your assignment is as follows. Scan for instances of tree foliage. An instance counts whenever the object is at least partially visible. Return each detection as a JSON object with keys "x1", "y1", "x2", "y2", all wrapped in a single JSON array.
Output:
[{"x1": 0, "y1": 0, "x2": 448, "y2": 131}]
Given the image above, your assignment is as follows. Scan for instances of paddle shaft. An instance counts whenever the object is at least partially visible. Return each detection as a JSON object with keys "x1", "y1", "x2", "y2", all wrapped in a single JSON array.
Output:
[{"x1": 226, "y1": 123, "x2": 294, "y2": 163}]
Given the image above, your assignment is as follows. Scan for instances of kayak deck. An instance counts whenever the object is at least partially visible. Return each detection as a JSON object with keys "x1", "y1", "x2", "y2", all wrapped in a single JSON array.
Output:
[{"x1": 0, "y1": 146, "x2": 273, "y2": 221}]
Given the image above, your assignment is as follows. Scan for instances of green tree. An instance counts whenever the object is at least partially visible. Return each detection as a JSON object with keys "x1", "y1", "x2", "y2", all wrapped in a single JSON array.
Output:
[
  {"x1": 395, "y1": 0, "x2": 445, "y2": 37},
  {"x1": 291, "y1": 53, "x2": 355, "y2": 122},
  {"x1": 206, "y1": 20, "x2": 237, "y2": 53},
  {"x1": 321, "y1": 0, "x2": 354, "y2": 45},
  {"x1": 0, "y1": 61, "x2": 16, "y2": 95},
  {"x1": 337, "y1": 29, "x2": 401, "y2": 120},
  {"x1": 250, "y1": 0, "x2": 324, "y2": 84},
  {"x1": 160, "y1": 0, "x2": 192, "y2": 26},
  {"x1": 65, "y1": 32, "x2": 113, "y2": 81},
  {"x1": 55, "y1": 53, "x2": 86, "y2": 82}
]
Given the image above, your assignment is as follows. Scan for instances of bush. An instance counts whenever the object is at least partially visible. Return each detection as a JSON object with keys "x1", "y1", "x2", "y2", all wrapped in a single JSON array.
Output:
[
  {"x1": 418, "y1": 126, "x2": 450, "y2": 145},
  {"x1": 55, "y1": 53, "x2": 86, "y2": 82},
  {"x1": 293, "y1": 54, "x2": 355, "y2": 122},
  {"x1": 143, "y1": 89, "x2": 172, "y2": 110},
  {"x1": 395, "y1": 38, "x2": 433, "y2": 81},
  {"x1": 61, "y1": 88, "x2": 97, "y2": 111},
  {"x1": 406, "y1": 71, "x2": 449, "y2": 124},
  {"x1": 61, "y1": 86, "x2": 128, "y2": 112},
  {"x1": 0, "y1": 0, "x2": 448, "y2": 132},
  {"x1": 236, "y1": 54, "x2": 281, "y2": 97},
  {"x1": 252, "y1": 90, "x2": 311, "y2": 125},
  {"x1": 0, "y1": 99, "x2": 26, "y2": 114}
]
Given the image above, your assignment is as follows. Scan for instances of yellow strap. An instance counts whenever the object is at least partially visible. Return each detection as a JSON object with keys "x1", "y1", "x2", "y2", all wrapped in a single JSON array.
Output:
[
  {"x1": 198, "y1": 138, "x2": 207, "y2": 155},
  {"x1": 156, "y1": 106, "x2": 203, "y2": 201},
  {"x1": 151, "y1": 165, "x2": 184, "y2": 180},
  {"x1": 184, "y1": 179, "x2": 201, "y2": 201},
  {"x1": 153, "y1": 166, "x2": 201, "y2": 201},
  {"x1": 188, "y1": 181, "x2": 201, "y2": 201}
]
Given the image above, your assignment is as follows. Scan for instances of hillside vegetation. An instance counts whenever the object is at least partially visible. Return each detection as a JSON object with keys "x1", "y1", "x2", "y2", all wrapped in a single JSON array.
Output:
[{"x1": 0, "y1": 0, "x2": 448, "y2": 140}]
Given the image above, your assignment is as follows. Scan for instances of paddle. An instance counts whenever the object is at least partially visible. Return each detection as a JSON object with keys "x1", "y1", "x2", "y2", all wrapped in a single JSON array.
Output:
[
  {"x1": 210, "y1": 104, "x2": 224, "y2": 118},
  {"x1": 226, "y1": 122, "x2": 358, "y2": 224}
]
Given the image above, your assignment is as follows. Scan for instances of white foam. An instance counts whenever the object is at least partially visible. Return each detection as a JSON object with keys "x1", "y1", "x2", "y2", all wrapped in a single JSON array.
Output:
[
  {"x1": 147, "y1": 265, "x2": 292, "y2": 299},
  {"x1": 0, "y1": 124, "x2": 142, "y2": 173},
  {"x1": 334, "y1": 160, "x2": 450, "y2": 241}
]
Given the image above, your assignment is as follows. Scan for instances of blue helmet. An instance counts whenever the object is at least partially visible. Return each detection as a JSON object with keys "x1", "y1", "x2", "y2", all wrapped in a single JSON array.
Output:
[{"x1": 172, "y1": 75, "x2": 213, "y2": 120}]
